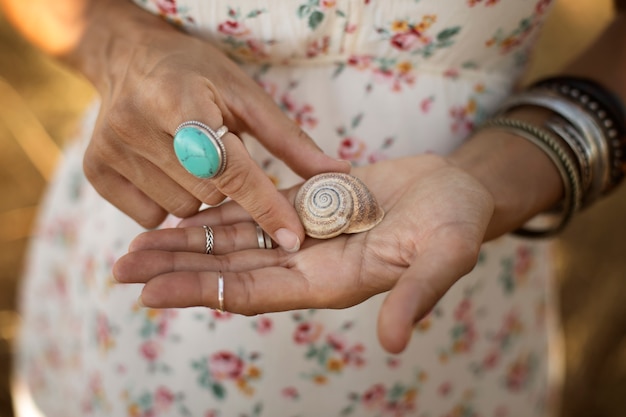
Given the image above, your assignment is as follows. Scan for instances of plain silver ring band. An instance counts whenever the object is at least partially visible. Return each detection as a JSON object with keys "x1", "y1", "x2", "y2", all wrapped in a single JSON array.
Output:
[
  {"x1": 203, "y1": 225, "x2": 214, "y2": 255},
  {"x1": 217, "y1": 272, "x2": 224, "y2": 313},
  {"x1": 255, "y1": 224, "x2": 273, "y2": 249},
  {"x1": 263, "y1": 231, "x2": 272, "y2": 249},
  {"x1": 255, "y1": 225, "x2": 265, "y2": 249}
]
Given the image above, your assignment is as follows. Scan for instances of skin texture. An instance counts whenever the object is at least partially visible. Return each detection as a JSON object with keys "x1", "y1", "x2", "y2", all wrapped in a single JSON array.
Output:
[
  {"x1": 0, "y1": 0, "x2": 350, "y2": 251},
  {"x1": 3, "y1": 0, "x2": 626, "y2": 352}
]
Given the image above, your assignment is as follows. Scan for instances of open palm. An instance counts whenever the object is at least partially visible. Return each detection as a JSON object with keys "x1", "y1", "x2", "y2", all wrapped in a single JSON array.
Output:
[{"x1": 114, "y1": 154, "x2": 495, "y2": 352}]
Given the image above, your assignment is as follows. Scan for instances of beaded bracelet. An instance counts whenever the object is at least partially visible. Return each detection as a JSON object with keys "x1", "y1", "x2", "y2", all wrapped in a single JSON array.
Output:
[
  {"x1": 497, "y1": 90, "x2": 610, "y2": 205},
  {"x1": 479, "y1": 117, "x2": 582, "y2": 237},
  {"x1": 531, "y1": 76, "x2": 626, "y2": 191}
]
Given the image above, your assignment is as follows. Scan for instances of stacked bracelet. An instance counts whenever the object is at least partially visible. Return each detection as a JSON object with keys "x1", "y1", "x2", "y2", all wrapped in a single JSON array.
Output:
[
  {"x1": 476, "y1": 76, "x2": 626, "y2": 238},
  {"x1": 533, "y1": 77, "x2": 626, "y2": 191},
  {"x1": 481, "y1": 117, "x2": 582, "y2": 237},
  {"x1": 498, "y1": 89, "x2": 610, "y2": 205}
]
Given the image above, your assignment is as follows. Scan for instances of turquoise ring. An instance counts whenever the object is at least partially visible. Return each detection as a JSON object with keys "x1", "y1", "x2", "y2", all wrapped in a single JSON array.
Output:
[{"x1": 173, "y1": 121, "x2": 228, "y2": 179}]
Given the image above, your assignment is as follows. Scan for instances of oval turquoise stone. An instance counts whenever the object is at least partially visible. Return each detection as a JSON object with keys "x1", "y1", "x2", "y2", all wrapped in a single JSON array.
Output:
[{"x1": 173, "y1": 126, "x2": 221, "y2": 178}]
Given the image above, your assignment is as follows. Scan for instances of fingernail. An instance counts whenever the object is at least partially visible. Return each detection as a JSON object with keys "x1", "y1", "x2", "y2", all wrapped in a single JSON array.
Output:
[{"x1": 275, "y1": 228, "x2": 301, "y2": 253}]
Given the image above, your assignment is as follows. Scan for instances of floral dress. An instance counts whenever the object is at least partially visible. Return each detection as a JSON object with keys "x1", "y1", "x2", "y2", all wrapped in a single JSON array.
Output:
[{"x1": 15, "y1": 1, "x2": 563, "y2": 416}]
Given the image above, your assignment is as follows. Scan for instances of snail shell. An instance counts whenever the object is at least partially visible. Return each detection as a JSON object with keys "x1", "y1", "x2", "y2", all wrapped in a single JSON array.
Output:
[{"x1": 294, "y1": 172, "x2": 385, "y2": 239}]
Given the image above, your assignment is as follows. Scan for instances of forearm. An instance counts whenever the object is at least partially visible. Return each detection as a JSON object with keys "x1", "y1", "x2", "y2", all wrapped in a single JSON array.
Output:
[{"x1": 450, "y1": 11, "x2": 626, "y2": 241}]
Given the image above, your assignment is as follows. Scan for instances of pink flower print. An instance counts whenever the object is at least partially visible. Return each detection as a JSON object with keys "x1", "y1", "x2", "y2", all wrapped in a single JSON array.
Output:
[
  {"x1": 362, "y1": 384, "x2": 386, "y2": 409},
  {"x1": 368, "y1": 150, "x2": 388, "y2": 164},
  {"x1": 306, "y1": 36, "x2": 330, "y2": 58},
  {"x1": 453, "y1": 322, "x2": 477, "y2": 353},
  {"x1": 454, "y1": 298, "x2": 472, "y2": 321},
  {"x1": 420, "y1": 96, "x2": 435, "y2": 113},
  {"x1": 443, "y1": 68, "x2": 460, "y2": 79},
  {"x1": 209, "y1": 351, "x2": 245, "y2": 381},
  {"x1": 140, "y1": 340, "x2": 160, "y2": 362},
  {"x1": 468, "y1": 0, "x2": 500, "y2": 6},
  {"x1": 438, "y1": 381, "x2": 453, "y2": 397},
  {"x1": 244, "y1": 38, "x2": 268, "y2": 58},
  {"x1": 254, "y1": 316, "x2": 273, "y2": 335},
  {"x1": 326, "y1": 332, "x2": 347, "y2": 351},
  {"x1": 345, "y1": 23, "x2": 358, "y2": 33},
  {"x1": 154, "y1": 386, "x2": 175, "y2": 412},
  {"x1": 338, "y1": 137, "x2": 367, "y2": 161},
  {"x1": 293, "y1": 104, "x2": 318, "y2": 130},
  {"x1": 372, "y1": 67, "x2": 394, "y2": 84},
  {"x1": 212, "y1": 310, "x2": 232, "y2": 320},
  {"x1": 96, "y1": 313, "x2": 114, "y2": 351},
  {"x1": 342, "y1": 343, "x2": 366, "y2": 367},
  {"x1": 282, "y1": 386, "x2": 300, "y2": 400},
  {"x1": 279, "y1": 92, "x2": 297, "y2": 112},
  {"x1": 218, "y1": 20, "x2": 250, "y2": 37},
  {"x1": 535, "y1": 0, "x2": 552, "y2": 14},
  {"x1": 390, "y1": 30, "x2": 421, "y2": 51},
  {"x1": 293, "y1": 321, "x2": 323, "y2": 344},
  {"x1": 258, "y1": 80, "x2": 278, "y2": 98},
  {"x1": 449, "y1": 105, "x2": 475, "y2": 135},
  {"x1": 382, "y1": 400, "x2": 416, "y2": 417},
  {"x1": 154, "y1": 0, "x2": 177, "y2": 15},
  {"x1": 386, "y1": 357, "x2": 401, "y2": 369},
  {"x1": 514, "y1": 245, "x2": 533, "y2": 276},
  {"x1": 504, "y1": 355, "x2": 534, "y2": 392},
  {"x1": 347, "y1": 54, "x2": 372, "y2": 70},
  {"x1": 482, "y1": 350, "x2": 500, "y2": 369}
]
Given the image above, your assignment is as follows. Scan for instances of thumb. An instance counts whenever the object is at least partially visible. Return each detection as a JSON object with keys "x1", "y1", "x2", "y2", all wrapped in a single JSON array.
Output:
[{"x1": 377, "y1": 240, "x2": 480, "y2": 354}]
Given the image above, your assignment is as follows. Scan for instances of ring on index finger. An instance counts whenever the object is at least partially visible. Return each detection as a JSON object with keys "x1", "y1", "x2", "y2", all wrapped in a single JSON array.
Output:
[{"x1": 173, "y1": 121, "x2": 229, "y2": 179}]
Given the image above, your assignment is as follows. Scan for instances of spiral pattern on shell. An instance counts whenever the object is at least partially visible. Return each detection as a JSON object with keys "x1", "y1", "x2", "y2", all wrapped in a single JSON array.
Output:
[{"x1": 294, "y1": 172, "x2": 385, "y2": 239}]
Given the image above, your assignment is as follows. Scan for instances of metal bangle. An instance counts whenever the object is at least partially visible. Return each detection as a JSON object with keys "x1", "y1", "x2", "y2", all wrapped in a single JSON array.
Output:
[
  {"x1": 497, "y1": 90, "x2": 610, "y2": 204},
  {"x1": 480, "y1": 117, "x2": 582, "y2": 237},
  {"x1": 532, "y1": 80, "x2": 626, "y2": 189},
  {"x1": 544, "y1": 116, "x2": 592, "y2": 195}
]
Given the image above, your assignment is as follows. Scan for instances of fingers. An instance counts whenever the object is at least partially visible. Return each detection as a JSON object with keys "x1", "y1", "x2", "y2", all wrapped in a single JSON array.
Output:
[
  {"x1": 376, "y1": 236, "x2": 481, "y2": 354},
  {"x1": 114, "y1": 249, "x2": 280, "y2": 285},
  {"x1": 226, "y1": 65, "x2": 351, "y2": 179},
  {"x1": 177, "y1": 200, "x2": 253, "y2": 228},
  {"x1": 83, "y1": 156, "x2": 169, "y2": 229},
  {"x1": 208, "y1": 133, "x2": 304, "y2": 252},
  {"x1": 130, "y1": 100, "x2": 306, "y2": 251},
  {"x1": 136, "y1": 268, "x2": 312, "y2": 314},
  {"x1": 128, "y1": 223, "x2": 273, "y2": 255}
]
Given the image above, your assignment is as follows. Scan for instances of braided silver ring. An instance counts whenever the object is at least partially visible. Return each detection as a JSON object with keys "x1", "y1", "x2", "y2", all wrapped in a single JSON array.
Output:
[{"x1": 202, "y1": 225, "x2": 214, "y2": 255}]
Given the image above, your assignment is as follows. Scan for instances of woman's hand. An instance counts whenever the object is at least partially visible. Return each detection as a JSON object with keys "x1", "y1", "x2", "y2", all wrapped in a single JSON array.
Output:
[
  {"x1": 114, "y1": 154, "x2": 495, "y2": 353},
  {"x1": 66, "y1": 0, "x2": 348, "y2": 249}
]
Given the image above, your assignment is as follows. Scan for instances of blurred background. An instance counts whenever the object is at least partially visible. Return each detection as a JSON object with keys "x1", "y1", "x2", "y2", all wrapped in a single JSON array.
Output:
[{"x1": 0, "y1": 0, "x2": 624, "y2": 416}]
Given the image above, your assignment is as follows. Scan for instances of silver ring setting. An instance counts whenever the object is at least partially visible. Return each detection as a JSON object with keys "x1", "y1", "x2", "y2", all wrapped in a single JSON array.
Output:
[
  {"x1": 173, "y1": 120, "x2": 229, "y2": 179},
  {"x1": 255, "y1": 224, "x2": 273, "y2": 249},
  {"x1": 202, "y1": 225, "x2": 214, "y2": 255},
  {"x1": 217, "y1": 271, "x2": 225, "y2": 313}
]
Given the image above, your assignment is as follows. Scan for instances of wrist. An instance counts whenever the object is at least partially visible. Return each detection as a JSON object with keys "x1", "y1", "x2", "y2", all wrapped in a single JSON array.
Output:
[{"x1": 448, "y1": 107, "x2": 564, "y2": 240}]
